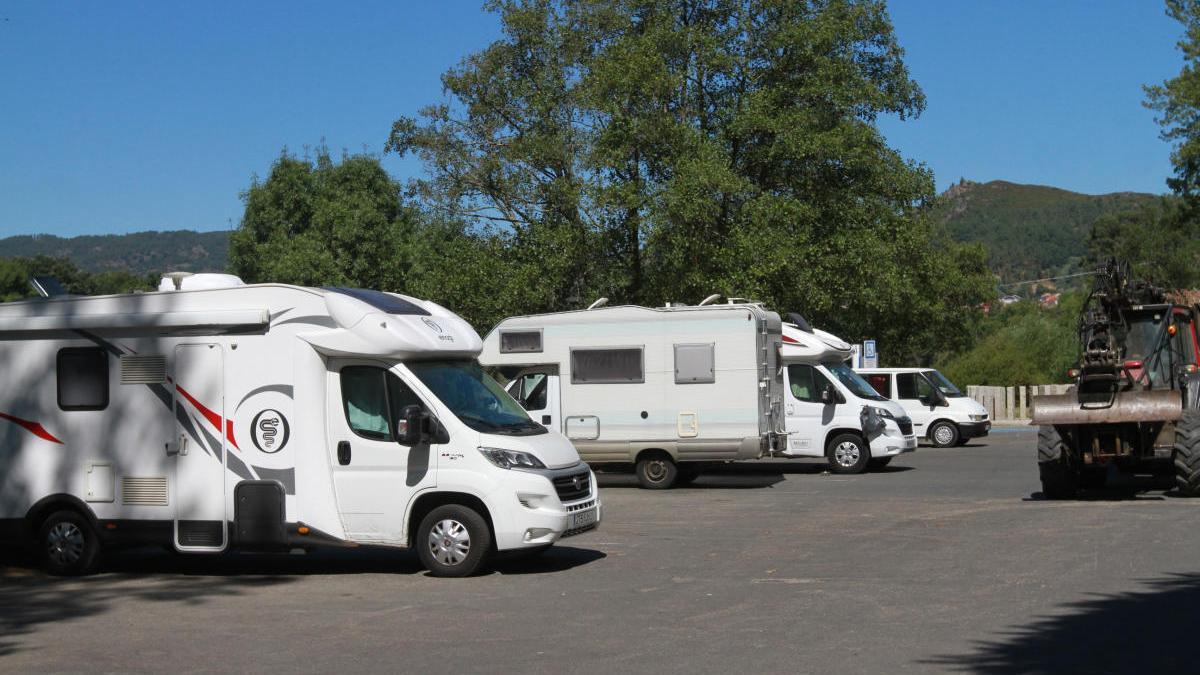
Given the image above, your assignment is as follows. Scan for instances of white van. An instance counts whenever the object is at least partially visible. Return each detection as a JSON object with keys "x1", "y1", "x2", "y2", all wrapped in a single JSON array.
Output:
[
  {"x1": 480, "y1": 300, "x2": 786, "y2": 489},
  {"x1": 776, "y1": 319, "x2": 917, "y2": 472},
  {"x1": 854, "y1": 368, "x2": 990, "y2": 447},
  {"x1": 0, "y1": 275, "x2": 599, "y2": 577}
]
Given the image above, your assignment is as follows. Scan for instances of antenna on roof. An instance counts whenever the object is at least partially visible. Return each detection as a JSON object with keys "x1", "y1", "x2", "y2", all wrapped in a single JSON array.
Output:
[
  {"x1": 586, "y1": 297, "x2": 609, "y2": 310},
  {"x1": 29, "y1": 276, "x2": 68, "y2": 298},
  {"x1": 698, "y1": 294, "x2": 721, "y2": 306}
]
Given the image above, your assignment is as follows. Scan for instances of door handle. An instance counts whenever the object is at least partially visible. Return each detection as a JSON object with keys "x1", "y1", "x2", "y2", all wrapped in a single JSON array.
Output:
[{"x1": 337, "y1": 441, "x2": 351, "y2": 466}]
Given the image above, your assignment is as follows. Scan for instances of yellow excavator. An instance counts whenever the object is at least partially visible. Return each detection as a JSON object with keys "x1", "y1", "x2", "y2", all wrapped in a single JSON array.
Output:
[{"x1": 1031, "y1": 260, "x2": 1200, "y2": 498}]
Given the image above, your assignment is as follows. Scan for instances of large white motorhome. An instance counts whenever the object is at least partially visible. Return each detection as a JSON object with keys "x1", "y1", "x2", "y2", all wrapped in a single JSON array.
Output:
[
  {"x1": 480, "y1": 300, "x2": 787, "y2": 488},
  {"x1": 0, "y1": 275, "x2": 599, "y2": 576},
  {"x1": 775, "y1": 317, "x2": 917, "y2": 471}
]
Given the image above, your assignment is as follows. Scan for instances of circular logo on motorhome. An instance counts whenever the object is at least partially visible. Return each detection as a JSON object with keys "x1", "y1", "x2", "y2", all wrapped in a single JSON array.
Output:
[
  {"x1": 251, "y1": 409, "x2": 290, "y2": 454},
  {"x1": 421, "y1": 317, "x2": 443, "y2": 333}
]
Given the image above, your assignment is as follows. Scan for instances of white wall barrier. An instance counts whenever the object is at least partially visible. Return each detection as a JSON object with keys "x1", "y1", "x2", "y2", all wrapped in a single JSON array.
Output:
[{"x1": 966, "y1": 384, "x2": 1072, "y2": 422}]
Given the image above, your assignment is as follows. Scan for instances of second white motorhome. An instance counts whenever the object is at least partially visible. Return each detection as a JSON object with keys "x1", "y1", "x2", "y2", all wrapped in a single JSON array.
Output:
[
  {"x1": 775, "y1": 317, "x2": 917, "y2": 471},
  {"x1": 480, "y1": 300, "x2": 787, "y2": 488},
  {"x1": 0, "y1": 276, "x2": 599, "y2": 577}
]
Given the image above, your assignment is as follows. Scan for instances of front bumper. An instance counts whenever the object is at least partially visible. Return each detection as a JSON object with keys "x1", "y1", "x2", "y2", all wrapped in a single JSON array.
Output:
[
  {"x1": 958, "y1": 421, "x2": 991, "y2": 439},
  {"x1": 872, "y1": 422, "x2": 919, "y2": 457},
  {"x1": 491, "y1": 464, "x2": 602, "y2": 551}
]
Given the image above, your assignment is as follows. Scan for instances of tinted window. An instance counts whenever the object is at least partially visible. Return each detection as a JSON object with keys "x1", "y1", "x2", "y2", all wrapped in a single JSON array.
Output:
[
  {"x1": 58, "y1": 348, "x2": 109, "y2": 410},
  {"x1": 517, "y1": 373, "x2": 548, "y2": 410},
  {"x1": 325, "y1": 287, "x2": 431, "y2": 316},
  {"x1": 500, "y1": 331, "x2": 543, "y2": 353},
  {"x1": 571, "y1": 348, "x2": 644, "y2": 384},
  {"x1": 408, "y1": 360, "x2": 544, "y2": 435},
  {"x1": 866, "y1": 374, "x2": 892, "y2": 398},
  {"x1": 897, "y1": 373, "x2": 918, "y2": 399}
]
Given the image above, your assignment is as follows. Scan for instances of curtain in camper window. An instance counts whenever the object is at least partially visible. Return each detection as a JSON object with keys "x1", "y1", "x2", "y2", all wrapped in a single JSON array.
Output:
[{"x1": 341, "y1": 367, "x2": 392, "y2": 440}]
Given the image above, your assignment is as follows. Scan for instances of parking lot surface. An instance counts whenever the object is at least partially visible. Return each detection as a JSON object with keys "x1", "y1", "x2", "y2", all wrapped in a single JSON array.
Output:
[{"x1": 3, "y1": 428, "x2": 1199, "y2": 673}]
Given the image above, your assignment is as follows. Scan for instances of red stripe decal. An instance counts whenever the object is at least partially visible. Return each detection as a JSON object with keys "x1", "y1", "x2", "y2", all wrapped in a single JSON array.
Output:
[
  {"x1": 0, "y1": 412, "x2": 64, "y2": 444},
  {"x1": 782, "y1": 334, "x2": 800, "y2": 345},
  {"x1": 176, "y1": 385, "x2": 239, "y2": 451}
]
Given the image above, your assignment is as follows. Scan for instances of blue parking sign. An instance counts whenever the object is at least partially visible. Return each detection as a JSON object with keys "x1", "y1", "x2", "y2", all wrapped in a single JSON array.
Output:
[{"x1": 864, "y1": 340, "x2": 876, "y2": 359}]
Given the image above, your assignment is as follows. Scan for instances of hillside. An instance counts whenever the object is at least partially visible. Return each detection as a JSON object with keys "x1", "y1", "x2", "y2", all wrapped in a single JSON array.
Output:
[
  {"x1": 935, "y1": 180, "x2": 1159, "y2": 286},
  {"x1": 0, "y1": 230, "x2": 230, "y2": 275}
]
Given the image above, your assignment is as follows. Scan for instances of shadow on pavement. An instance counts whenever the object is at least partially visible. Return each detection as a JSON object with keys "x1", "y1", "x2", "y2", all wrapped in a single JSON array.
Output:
[
  {"x1": 0, "y1": 542, "x2": 604, "y2": 655},
  {"x1": 924, "y1": 573, "x2": 1200, "y2": 673},
  {"x1": 597, "y1": 461, "x2": 914, "y2": 489}
]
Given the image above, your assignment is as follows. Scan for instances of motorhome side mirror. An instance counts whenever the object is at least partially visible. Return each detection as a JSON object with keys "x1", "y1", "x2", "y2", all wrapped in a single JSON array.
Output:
[
  {"x1": 820, "y1": 385, "x2": 836, "y2": 405},
  {"x1": 398, "y1": 404, "x2": 425, "y2": 445}
]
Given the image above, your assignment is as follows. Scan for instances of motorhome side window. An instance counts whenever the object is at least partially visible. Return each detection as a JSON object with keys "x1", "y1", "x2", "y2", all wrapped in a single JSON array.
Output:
[
  {"x1": 57, "y1": 347, "x2": 109, "y2": 411},
  {"x1": 500, "y1": 330, "x2": 542, "y2": 354},
  {"x1": 571, "y1": 347, "x2": 644, "y2": 384},
  {"x1": 340, "y1": 366, "x2": 422, "y2": 441},
  {"x1": 517, "y1": 373, "x2": 548, "y2": 410},
  {"x1": 896, "y1": 373, "x2": 933, "y2": 402},
  {"x1": 787, "y1": 364, "x2": 829, "y2": 403}
]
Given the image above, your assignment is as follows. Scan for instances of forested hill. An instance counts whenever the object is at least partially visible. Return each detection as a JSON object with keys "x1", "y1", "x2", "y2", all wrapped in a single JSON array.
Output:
[
  {"x1": 0, "y1": 230, "x2": 230, "y2": 275},
  {"x1": 934, "y1": 180, "x2": 1159, "y2": 284}
]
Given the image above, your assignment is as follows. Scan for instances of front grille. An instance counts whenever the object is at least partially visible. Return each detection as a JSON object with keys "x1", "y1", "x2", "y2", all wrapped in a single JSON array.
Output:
[
  {"x1": 552, "y1": 470, "x2": 591, "y2": 502},
  {"x1": 897, "y1": 417, "x2": 914, "y2": 436}
]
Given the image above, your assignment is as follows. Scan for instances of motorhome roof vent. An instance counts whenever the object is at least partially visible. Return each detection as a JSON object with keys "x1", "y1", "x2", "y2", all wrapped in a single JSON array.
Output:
[
  {"x1": 158, "y1": 273, "x2": 246, "y2": 292},
  {"x1": 698, "y1": 294, "x2": 721, "y2": 306},
  {"x1": 29, "y1": 275, "x2": 69, "y2": 298},
  {"x1": 586, "y1": 297, "x2": 609, "y2": 310}
]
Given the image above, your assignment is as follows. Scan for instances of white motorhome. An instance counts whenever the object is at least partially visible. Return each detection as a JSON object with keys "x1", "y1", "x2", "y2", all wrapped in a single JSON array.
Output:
[
  {"x1": 479, "y1": 300, "x2": 787, "y2": 489},
  {"x1": 774, "y1": 318, "x2": 917, "y2": 472},
  {"x1": 855, "y1": 368, "x2": 990, "y2": 447},
  {"x1": 0, "y1": 275, "x2": 599, "y2": 577}
]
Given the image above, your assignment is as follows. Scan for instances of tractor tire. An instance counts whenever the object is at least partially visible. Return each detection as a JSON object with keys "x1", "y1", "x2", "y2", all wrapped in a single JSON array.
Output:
[
  {"x1": 1173, "y1": 411, "x2": 1200, "y2": 497},
  {"x1": 1037, "y1": 425, "x2": 1078, "y2": 499}
]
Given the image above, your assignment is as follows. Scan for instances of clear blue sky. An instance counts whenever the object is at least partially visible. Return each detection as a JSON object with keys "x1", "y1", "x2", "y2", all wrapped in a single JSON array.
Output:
[{"x1": 0, "y1": 1, "x2": 1185, "y2": 238}]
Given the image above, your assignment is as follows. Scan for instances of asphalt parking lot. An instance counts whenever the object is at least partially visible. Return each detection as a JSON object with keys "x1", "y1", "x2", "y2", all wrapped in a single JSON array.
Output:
[{"x1": 4, "y1": 427, "x2": 1200, "y2": 673}]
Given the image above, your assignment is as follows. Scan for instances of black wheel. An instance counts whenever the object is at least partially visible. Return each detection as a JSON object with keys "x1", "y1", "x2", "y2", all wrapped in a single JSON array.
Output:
[
  {"x1": 928, "y1": 421, "x2": 960, "y2": 448},
  {"x1": 1173, "y1": 411, "x2": 1200, "y2": 496},
  {"x1": 636, "y1": 453, "x2": 678, "y2": 489},
  {"x1": 675, "y1": 466, "x2": 701, "y2": 486},
  {"x1": 39, "y1": 510, "x2": 101, "y2": 576},
  {"x1": 416, "y1": 504, "x2": 492, "y2": 577},
  {"x1": 827, "y1": 433, "x2": 870, "y2": 474},
  {"x1": 867, "y1": 457, "x2": 893, "y2": 470},
  {"x1": 1037, "y1": 425, "x2": 1078, "y2": 499}
]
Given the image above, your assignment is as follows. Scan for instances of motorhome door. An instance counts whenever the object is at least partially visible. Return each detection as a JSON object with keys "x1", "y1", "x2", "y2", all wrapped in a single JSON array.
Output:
[
  {"x1": 172, "y1": 344, "x2": 228, "y2": 552},
  {"x1": 327, "y1": 361, "x2": 438, "y2": 544},
  {"x1": 510, "y1": 370, "x2": 561, "y2": 431},
  {"x1": 782, "y1": 364, "x2": 836, "y2": 457}
]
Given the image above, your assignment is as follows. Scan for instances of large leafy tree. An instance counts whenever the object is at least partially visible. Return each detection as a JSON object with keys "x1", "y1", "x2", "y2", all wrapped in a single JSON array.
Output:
[
  {"x1": 1147, "y1": 0, "x2": 1200, "y2": 200},
  {"x1": 390, "y1": 0, "x2": 991, "y2": 361},
  {"x1": 1087, "y1": 197, "x2": 1200, "y2": 289},
  {"x1": 230, "y1": 148, "x2": 416, "y2": 290}
]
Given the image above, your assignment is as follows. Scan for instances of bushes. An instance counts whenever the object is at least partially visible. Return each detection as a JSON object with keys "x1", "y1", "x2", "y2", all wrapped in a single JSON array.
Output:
[{"x1": 936, "y1": 295, "x2": 1080, "y2": 386}]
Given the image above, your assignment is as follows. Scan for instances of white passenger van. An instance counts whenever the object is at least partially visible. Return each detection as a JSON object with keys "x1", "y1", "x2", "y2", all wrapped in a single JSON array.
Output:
[
  {"x1": 0, "y1": 274, "x2": 599, "y2": 576},
  {"x1": 776, "y1": 317, "x2": 917, "y2": 472},
  {"x1": 480, "y1": 300, "x2": 787, "y2": 489},
  {"x1": 854, "y1": 368, "x2": 990, "y2": 447}
]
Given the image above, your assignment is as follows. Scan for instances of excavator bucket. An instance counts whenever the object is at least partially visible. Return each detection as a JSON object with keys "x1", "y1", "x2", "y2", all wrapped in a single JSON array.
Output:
[{"x1": 1031, "y1": 389, "x2": 1183, "y2": 425}]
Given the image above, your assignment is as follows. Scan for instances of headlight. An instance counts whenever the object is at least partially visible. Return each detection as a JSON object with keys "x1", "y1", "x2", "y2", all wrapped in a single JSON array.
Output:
[
  {"x1": 970, "y1": 414, "x2": 988, "y2": 422},
  {"x1": 869, "y1": 406, "x2": 895, "y2": 420},
  {"x1": 479, "y1": 447, "x2": 546, "y2": 470}
]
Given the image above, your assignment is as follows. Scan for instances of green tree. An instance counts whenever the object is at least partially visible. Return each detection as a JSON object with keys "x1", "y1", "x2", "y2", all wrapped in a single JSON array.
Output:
[
  {"x1": 389, "y1": 0, "x2": 991, "y2": 361},
  {"x1": 0, "y1": 256, "x2": 153, "y2": 301},
  {"x1": 1087, "y1": 197, "x2": 1200, "y2": 289},
  {"x1": 1147, "y1": 0, "x2": 1200, "y2": 200},
  {"x1": 230, "y1": 148, "x2": 416, "y2": 290}
]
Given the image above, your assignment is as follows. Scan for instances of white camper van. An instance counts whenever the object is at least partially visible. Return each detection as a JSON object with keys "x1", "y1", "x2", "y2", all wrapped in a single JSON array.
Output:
[
  {"x1": 0, "y1": 275, "x2": 599, "y2": 577},
  {"x1": 775, "y1": 318, "x2": 917, "y2": 472},
  {"x1": 855, "y1": 368, "x2": 990, "y2": 447},
  {"x1": 479, "y1": 301, "x2": 787, "y2": 489}
]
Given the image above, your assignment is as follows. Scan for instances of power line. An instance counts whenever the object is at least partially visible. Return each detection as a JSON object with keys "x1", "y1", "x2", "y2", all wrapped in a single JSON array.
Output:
[{"x1": 996, "y1": 271, "x2": 1098, "y2": 289}]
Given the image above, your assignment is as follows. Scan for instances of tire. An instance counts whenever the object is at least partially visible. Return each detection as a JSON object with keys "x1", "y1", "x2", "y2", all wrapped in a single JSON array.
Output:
[
  {"x1": 1037, "y1": 425, "x2": 1078, "y2": 499},
  {"x1": 1173, "y1": 411, "x2": 1200, "y2": 496},
  {"x1": 39, "y1": 510, "x2": 101, "y2": 576},
  {"x1": 867, "y1": 457, "x2": 893, "y2": 470},
  {"x1": 416, "y1": 504, "x2": 492, "y2": 577},
  {"x1": 636, "y1": 454, "x2": 678, "y2": 489},
  {"x1": 827, "y1": 433, "x2": 870, "y2": 474},
  {"x1": 928, "y1": 421, "x2": 960, "y2": 448}
]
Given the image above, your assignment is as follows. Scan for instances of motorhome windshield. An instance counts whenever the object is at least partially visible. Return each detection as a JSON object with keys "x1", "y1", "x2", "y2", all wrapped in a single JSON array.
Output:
[
  {"x1": 826, "y1": 363, "x2": 888, "y2": 401},
  {"x1": 407, "y1": 359, "x2": 546, "y2": 435},
  {"x1": 925, "y1": 370, "x2": 965, "y2": 397}
]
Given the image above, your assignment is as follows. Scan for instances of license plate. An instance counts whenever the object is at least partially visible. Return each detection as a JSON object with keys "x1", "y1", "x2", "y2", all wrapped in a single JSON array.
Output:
[{"x1": 569, "y1": 507, "x2": 597, "y2": 530}]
